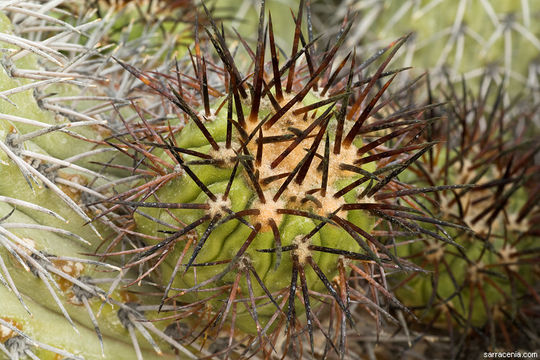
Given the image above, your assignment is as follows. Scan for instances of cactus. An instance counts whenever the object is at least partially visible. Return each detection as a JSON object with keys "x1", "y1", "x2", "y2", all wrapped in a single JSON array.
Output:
[
  {"x1": 0, "y1": 1, "x2": 201, "y2": 359},
  {"x1": 333, "y1": 0, "x2": 540, "y2": 94},
  {"x1": 94, "y1": 1, "x2": 481, "y2": 357},
  {"x1": 394, "y1": 76, "x2": 539, "y2": 357}
]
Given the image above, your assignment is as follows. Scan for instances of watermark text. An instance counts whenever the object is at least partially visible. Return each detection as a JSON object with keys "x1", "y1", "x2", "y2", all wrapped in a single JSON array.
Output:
[{"x1": 484, "y1": 352, "x2": 538, "y2": 358}]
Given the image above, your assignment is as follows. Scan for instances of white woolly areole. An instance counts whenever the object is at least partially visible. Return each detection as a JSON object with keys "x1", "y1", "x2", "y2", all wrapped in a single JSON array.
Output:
[
  {"x1": 198, "y1": 110, "x2": 216, "y2": 123},
  {"x1": 506, "y1": 212, "x2": 530, "y2": 233},
  {"x1": 499, "y1": 245, "x2": 519, "y2": 272},
  {"x1": 251, "y1": 191, "x2": 285, "y2": 230},
  {"x1": 467, "y1": 262, "x2": 485, "y2": 284},
  {"x1": 311, "y1": 190, "x2": 347, "y2": 217},
  {"x1": 339, "y1": 255, "x2": 351, "y2": 267},
  {"x1": 209, "y1": 145, "x2": 237, "y2": 167},
  {"x1": 207, "y1": 195, "x2": 231, "y2": 218},
  {"x1": 237, "y1": 255, "x2": 252, "y2": 272},
  {"x1": 293, "y1": 235, "x2": 311, "y2": 265}
]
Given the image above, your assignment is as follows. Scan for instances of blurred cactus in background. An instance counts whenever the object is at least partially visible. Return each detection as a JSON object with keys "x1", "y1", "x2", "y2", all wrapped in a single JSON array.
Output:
[{"x1": 331, "y1": 0, "x2": 540, "y2": 93}]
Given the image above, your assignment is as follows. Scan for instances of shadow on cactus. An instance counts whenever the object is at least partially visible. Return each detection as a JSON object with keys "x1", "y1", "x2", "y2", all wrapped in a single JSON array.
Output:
[{"x1": 89, "y1": 1, "x2": 476, "y2": 358}]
